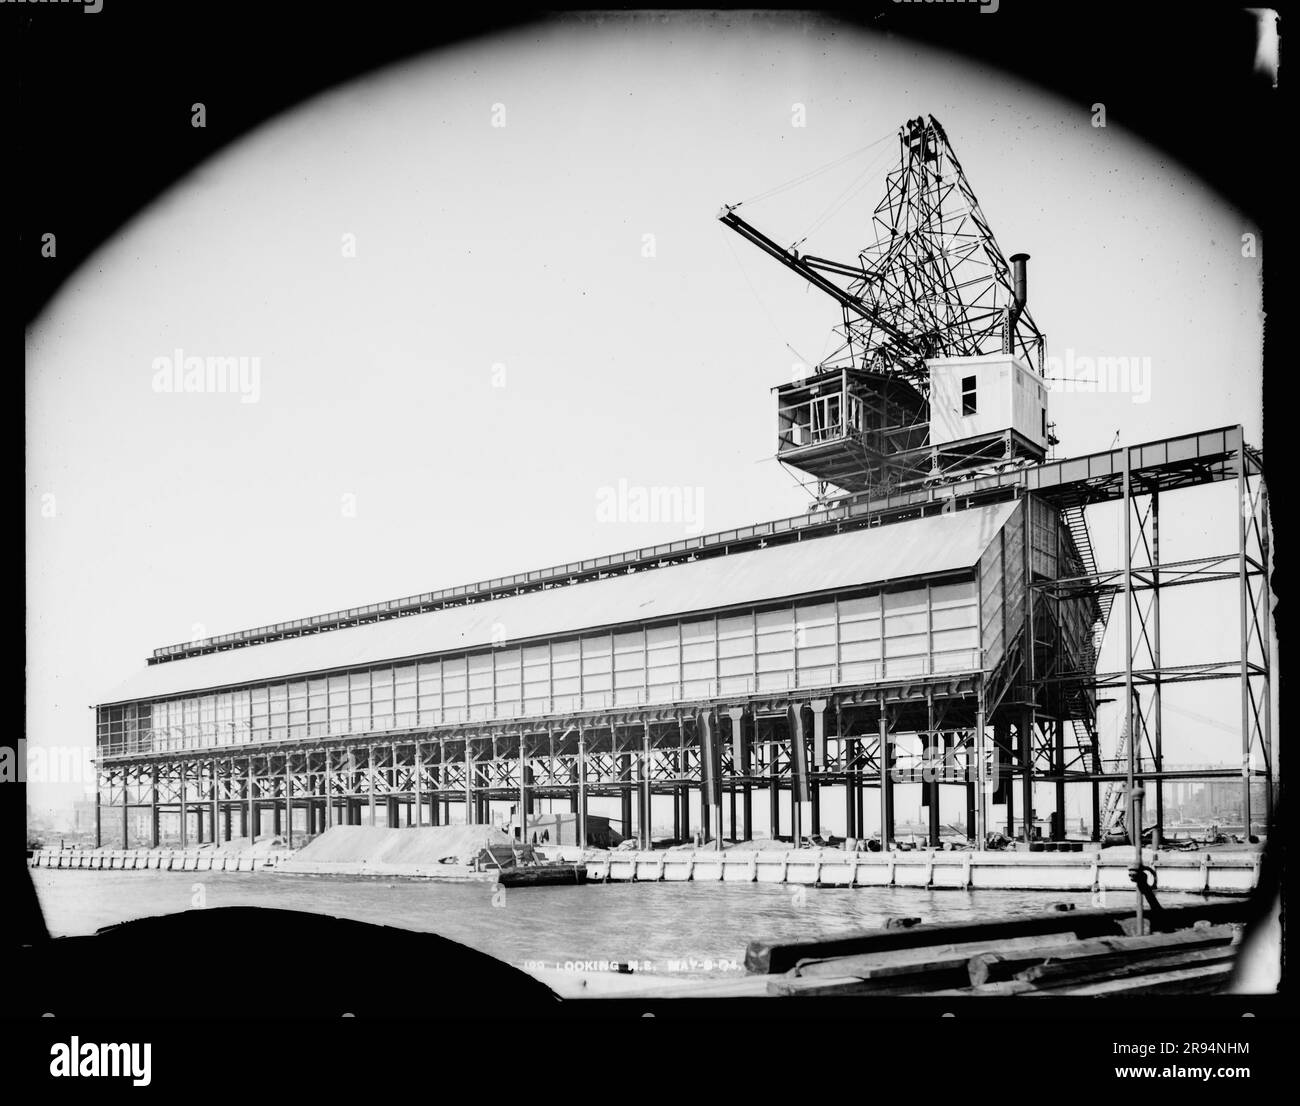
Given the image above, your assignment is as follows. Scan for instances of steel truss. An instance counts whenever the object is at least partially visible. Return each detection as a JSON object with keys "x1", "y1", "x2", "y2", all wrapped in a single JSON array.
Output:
[{"x1": 1030, "y1": 443, "x2": 1272, "y2": 845}]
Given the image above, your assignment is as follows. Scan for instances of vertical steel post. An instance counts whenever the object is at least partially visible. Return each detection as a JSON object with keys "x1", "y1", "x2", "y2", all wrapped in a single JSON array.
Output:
[
  {"x1": 878, "y1": 695, "x2": 893, "y2": 848},
  {"x1": 672, "y1": 745, "x2": 681, "y2": 842},
  {"x1": 415, "y1": 742, "x2": 424, "y2": 828},
  {"x1": 642, "y1": 720, "x2": 652, "y2": 850},
  {"x1": 245, "y1": 756, "x2": 254, "y2": 845},
  {"x1": 1261, "y1": 486, "x2": 1273, "y2": 827},
  {"x1": 1053, "y1": 719, "x2": 1065, "y2": 842},
  {"x1": 727, "y1": 707, "x2": 748, "y2": 844},
  {"x1": 788, "y1": 705, "x2": 808, "y2": 848},
  {"x1": 619, "y1": 742, "x2": 633, "y2": 840},
  {"x1": 325, "y1": 748, "x2": 334, "y2": 829},
  {"x1": 577, "y1": 727, "x2": 587, "y2": 848},
  {"x1": 974, "y1": 683, "x2": 987, "y2": 847},
  {"x1": 1124, "y1": 441, "x2": 1143, "y2": 931},
  {"x1": 677, "y1": 716, "x2": 689, "y2": 842},
  {"x1": 1022, "y1": 500, "x2": 1036, "y2": 845},
  {"x1": 845, "y1": 735, "x2": 857, "y2": 841},
  {"x1": 1238, "y1": 457, "x2": 1253, "y2": 838},
  {"x1": 766, "y1": 719, "x2": 779, "y2": 841},
  {"x1": 369, "y1": 744, "x2": 378, "y2": 826},
  {"x1": 150, "y1": 764, "x2": 160, "y2": 848},
  {"x1": 838, "y1": 702, "x2": 853, "y2": 843},
  {"x1": 463, "y1": 744, "x2": 474, "y2": 825},
  {"x1": 926, "y1": 692, "x2": 940, "y2": 848},
  {"x1": 810, "y1": 699, "x2": 826, "y2": 839},
  {"x1": 518, "y1": 732, "x2": 528, "y2": 844},
  {"x1": 1002, "y1": 721, "x2": 1015, "y2": 837},
  {"x1": 1151, "y1": 488, "x2": 1163, "y2": 849},
  {"x1": 284, "y1": 752, "x2": 293, "y2": 846}
]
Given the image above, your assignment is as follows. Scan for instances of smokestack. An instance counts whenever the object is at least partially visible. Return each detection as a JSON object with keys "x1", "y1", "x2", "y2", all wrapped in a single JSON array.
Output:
[{"x1": 1010, "y1": 252, "x2": 1029, "y2": 317}]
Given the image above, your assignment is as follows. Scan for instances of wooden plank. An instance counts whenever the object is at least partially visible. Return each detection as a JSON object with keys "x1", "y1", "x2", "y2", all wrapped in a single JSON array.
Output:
[
  {"x1": 768, "y1": 974, "x2": 924, "y2": 997},
  {"x1": 1044, "y1": 962, "x2": 1234, "y2": 996},
  {"x1": 746, "y1": 900, "x2": 1249, "y2": 974},
  {"x1": 1023, "y1": 946, "x2": 1237, "y2": 989},
  {"x1": 796, "y1": 934, "x2": 1065, "y2": 980},
  {"x1": 968, "y1": 925, "x2": 1239, "y2": 986},
  {"x1": 928, "y1": 980, "x2": 1039, "y2": 997}
]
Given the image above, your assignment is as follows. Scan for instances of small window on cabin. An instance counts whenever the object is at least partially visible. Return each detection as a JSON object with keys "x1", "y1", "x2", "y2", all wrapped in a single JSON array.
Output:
[
  {"x1": 1041, "y1": 409, "x2": 1047, "y2": 438},
  {"x1": 961, "y1": 375, "x2": 977, "y2": 416}
]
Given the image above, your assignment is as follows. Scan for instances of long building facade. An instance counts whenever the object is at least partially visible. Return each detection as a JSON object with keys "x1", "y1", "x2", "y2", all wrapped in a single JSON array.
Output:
[{"x1": 92, "y1": 426, "x2": 1270, "y2": 853}]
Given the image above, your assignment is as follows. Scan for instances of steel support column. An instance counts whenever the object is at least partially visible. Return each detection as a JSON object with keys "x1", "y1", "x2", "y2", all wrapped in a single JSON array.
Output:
[
  {"x1": 150, "y1": 764, "x2": 160, "y2": 848},
  {"x1": 415, "y1": 743, "x2": 424, "y2": 828},
  {"x1": 641, "y1": 721, "x2": 652, "y2": 850},
  {"x1": 878, "y1": 697, "x2": 894, "y2": 847},
  {"x1": 284, "y1": 754, "x2": 293, "y2": 847},
  {"x1": 519, "y1": 734, "x2": 531, "y2": 842},
  {"x1": 810, "y1": 699, "x2": 826, "y2": 838},
  {"x1": 926, "y1": 692, "x2": 941, "y2": 848},
  {"x1": 577, "y1": 727, "x2": 587, "y2": 849},
  {"x1": 370, "y1": 745, "x2": 378, "y2": 826},
  {"x1": 245, "y1": 757, "x2": 255, "y2": 845},
  {"x1": 767, "y1": 720, "x2": 780, "y2": 841},
  {"x1": 1053, "y1": 719, "x2": 1066, "y2": 841},
  {"x1": 1237, "y1": 457, "x2": 1252, "y2": 837},
  {"x1": 619, "y1": 745, "x2": 633, "y2": 840},
  {"x1": 677, "y1": 716, "x2": 690, "y2": 842},
  {"x1": 464, "y1": 745, "x2": 474, "y2": 825},
  {"x1": 1124, "y1": 442, "x2": 1144, "y2": 931},
  {"x1": 1151, "y1": 488, "x2": 1163, "y2": 848}
]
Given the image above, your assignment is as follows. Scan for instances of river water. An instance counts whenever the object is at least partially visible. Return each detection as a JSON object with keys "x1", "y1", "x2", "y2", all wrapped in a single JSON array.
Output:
[{"x1": 29, "y1": 868, "x2": 1115, "y2": 980}]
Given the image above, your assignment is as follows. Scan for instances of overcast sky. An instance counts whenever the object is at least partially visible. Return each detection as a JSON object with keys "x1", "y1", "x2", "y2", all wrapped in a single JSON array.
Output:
[{"x1": 26, "y1": 12, "x2": 1266, "y2": 816}]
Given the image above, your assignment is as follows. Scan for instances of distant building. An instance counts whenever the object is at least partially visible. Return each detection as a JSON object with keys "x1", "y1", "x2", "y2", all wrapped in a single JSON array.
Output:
[
  {"x1": 513, "y1": 812, "x2": 622, "y2": 849},
  {"x1": 73, "y1": 800, "x2": 96, "y2": 834}
]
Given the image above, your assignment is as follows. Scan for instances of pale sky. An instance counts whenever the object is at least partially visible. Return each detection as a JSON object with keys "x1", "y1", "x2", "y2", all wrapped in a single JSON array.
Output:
[{"x1": 25, "y1": 12, "x2": 1267, "y2": 816}]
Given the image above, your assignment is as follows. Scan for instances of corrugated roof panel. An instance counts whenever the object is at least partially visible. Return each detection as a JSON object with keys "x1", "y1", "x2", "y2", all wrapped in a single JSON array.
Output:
[{"x1": 100, "y1": 501, "x2": 1017, "y2": 705}]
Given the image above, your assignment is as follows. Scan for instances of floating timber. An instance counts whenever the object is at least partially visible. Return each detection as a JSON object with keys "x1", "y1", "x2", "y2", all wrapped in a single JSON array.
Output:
[{"x1": 746, "y1": 899, "x2": 1249, "y2": 976}]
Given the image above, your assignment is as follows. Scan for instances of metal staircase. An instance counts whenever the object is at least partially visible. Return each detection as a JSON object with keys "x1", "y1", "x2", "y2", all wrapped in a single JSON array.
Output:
[
  {"x1": 1098, "y1": 713, "x2": 1132, "y2": 836},
  {"x1": 1059, "y1": 495, "x2": 1119, "y2": 824},
  {"x1": 1059, "y1": 497, "x2": 1112, "y2": 672}
]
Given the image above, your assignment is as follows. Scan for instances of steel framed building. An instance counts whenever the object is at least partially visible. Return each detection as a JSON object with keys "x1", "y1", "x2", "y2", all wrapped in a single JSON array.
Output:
[{"x1": 92, "y1": 425, "x2": 1271, "y2": 855}]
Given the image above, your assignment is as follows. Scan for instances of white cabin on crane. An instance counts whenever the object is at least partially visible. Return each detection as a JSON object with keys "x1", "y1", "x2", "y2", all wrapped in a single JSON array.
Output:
[{"x1": 927, "y1": 353, "x2": 1049, "y2": 455}]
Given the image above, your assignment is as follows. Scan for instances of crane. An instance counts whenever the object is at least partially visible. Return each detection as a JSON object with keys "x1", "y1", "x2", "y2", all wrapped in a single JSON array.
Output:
[{"x1": 718, "y1": 115, "x2": 1046, "y2": 391}]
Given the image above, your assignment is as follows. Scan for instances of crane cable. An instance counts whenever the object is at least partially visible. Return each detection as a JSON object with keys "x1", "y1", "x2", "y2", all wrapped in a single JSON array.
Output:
[
  {"x1": 734, "y1": 130, "x2": 895, "y2": 209},
  {"x1": 796, "y1": 141, "x2": 897, "y2": 248}
]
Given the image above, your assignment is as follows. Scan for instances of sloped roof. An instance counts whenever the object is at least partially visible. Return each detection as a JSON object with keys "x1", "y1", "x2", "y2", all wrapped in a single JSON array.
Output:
[{"x1": 100, "y1": 500, "x2": 1016, "y2": 705}]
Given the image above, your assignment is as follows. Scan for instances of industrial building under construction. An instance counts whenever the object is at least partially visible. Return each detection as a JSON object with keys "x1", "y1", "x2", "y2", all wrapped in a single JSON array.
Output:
[{"x1": 90, "y1": 116, "x2": 1273, "y2": 860}]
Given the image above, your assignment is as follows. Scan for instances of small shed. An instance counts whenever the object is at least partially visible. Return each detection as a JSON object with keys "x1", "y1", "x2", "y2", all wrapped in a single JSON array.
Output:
[{"x1": 512, "y1": 812, "x2": 622, "y2": 848}]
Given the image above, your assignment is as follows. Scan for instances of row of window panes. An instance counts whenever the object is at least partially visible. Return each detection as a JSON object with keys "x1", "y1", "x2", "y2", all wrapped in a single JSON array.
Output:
[{"x1": 98, "y1": 584, "x2": 979, "y2": 749}]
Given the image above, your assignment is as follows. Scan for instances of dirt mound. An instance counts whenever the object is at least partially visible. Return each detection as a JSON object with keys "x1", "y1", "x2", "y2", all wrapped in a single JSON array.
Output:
[
  {"x1": 294, "y1": 825, "x2": 514, "y2": 866},
  {"x1": 204, "y1": 836, "x2": 287, "y2": 857}
]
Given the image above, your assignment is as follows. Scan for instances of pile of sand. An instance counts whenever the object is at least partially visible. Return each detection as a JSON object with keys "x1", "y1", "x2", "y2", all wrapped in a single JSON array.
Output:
[
  {"x1": 294, "y1": 825, "x2": 515, "y2": 866},
  {"x1": 202, "y1": 837, "x2": 287, "y2": 857}
]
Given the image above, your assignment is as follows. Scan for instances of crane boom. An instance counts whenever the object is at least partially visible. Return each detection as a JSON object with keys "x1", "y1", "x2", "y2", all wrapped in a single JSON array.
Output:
[
  {"x1": 717, "y1": 205, "x2": 924, "y2": 364},
  {"x1": 718, "y1": 115, "x2": 1046, "y2": 384}
]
